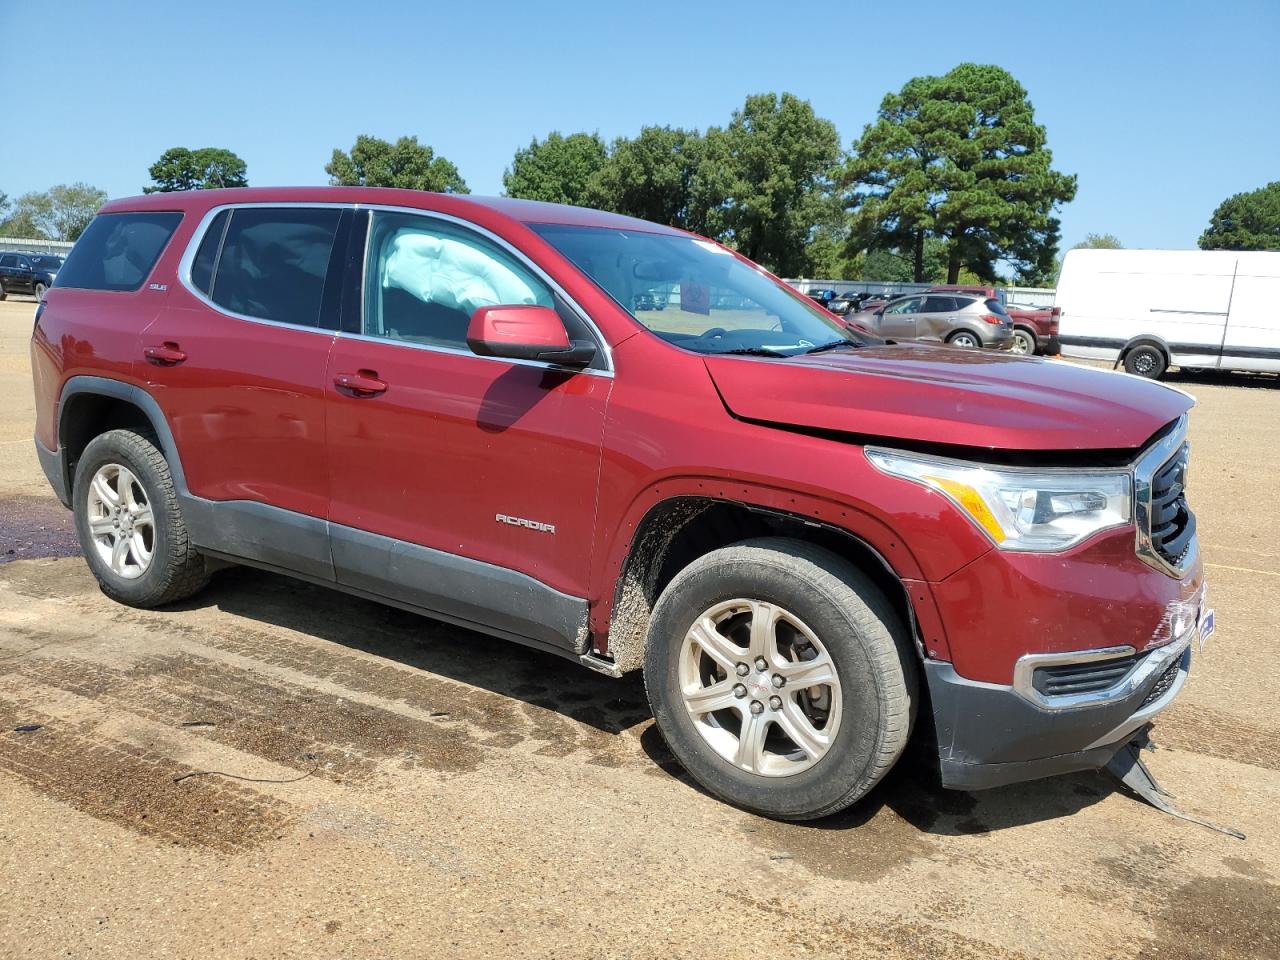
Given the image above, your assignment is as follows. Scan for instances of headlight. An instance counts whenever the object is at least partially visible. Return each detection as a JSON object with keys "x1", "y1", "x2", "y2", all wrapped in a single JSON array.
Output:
[{"x1": 866, "y1": 448, "x2": 1132, "y2": 552}]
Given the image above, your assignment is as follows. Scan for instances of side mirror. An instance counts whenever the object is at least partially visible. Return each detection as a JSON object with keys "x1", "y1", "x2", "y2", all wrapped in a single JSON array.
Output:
[{"x1": 467, "y1": 305, "x2": 597, "y2": 367}]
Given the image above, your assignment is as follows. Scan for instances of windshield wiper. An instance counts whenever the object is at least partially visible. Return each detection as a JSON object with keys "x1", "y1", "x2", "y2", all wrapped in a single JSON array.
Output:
[
  {"x1": 803, "y1": 339, "x2": 864, "y2": 355},
  {"x1": 715, "y1": 346, "x2": 790, "y2": 358}
]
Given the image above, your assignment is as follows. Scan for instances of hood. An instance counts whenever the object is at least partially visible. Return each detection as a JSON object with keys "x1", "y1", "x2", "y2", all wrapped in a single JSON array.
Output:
[{"x1": 704, "y1": 344, "x2": 1192, "y2": 452}]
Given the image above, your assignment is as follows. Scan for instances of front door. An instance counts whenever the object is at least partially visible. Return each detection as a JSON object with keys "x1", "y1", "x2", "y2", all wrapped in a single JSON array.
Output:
[
  {"x1": 324, "y1": 210, "x2": 611, "y2": 651},
  {"x1": 878, "y1": 296, "x2": 926, "y2": 340}
]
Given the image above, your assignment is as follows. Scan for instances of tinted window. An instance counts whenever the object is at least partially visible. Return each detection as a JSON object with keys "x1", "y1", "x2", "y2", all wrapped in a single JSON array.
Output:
[
  {"x1": 0, "y1": 256, "x2": 13, "y2": 268},
  {"x1": 190, "y1": 210, "x2": 229, "y2": 295},
  {"x1": 211, "y1": 208, "x2": 341, "y2": 327},
  {"x1": 921, "y1": 296, "x2": 956, "y2": 312},
  {"x1": 985, "y1": 298, "x2": 1009, "y2": 316},
  {"x1": 31, "y1": 256, "x2": 63, "y2": 270},
  {"x1": 364, "y1": 212, "x2": 555, "y2": 349},
  {"x1": 55, "y1": 212, "x2": 183, "y2": 291}
]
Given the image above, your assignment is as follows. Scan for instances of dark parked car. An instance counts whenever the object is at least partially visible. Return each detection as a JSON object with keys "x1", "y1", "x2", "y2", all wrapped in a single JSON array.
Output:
[
  {"x1": 0, "y1": 252, "x2": 63, "y2": 300},
  {"x1": 32, "y1": 187, "x2": 1206, "y2": 821}
]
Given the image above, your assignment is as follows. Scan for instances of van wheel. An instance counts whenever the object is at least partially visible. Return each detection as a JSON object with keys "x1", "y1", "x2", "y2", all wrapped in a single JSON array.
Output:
[
  {"x1": 643, "y1": 538, "x2": 917, "y2": 821},
  {"x1": 1124, "y1": 344, "x2": 1168, "y2": 379},
  {"x1": 72, "y1": 429, "x2": 210, "y2": 608}
]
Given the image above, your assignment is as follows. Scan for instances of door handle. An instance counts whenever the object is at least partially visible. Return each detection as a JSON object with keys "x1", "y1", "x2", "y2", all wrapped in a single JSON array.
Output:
[
  {"x1": 144, "y1": 342, "x2": 186, "y2": 365},
  {"x1": 333, "y1": 370, "x2": 388, "y2": 397}
]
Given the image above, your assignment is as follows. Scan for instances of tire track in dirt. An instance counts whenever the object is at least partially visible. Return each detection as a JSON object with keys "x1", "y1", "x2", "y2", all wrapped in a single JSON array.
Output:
[
  {"x1": 0, "y1": 701, "x2": 290, "y2": 851},
  {"x1": 96, "y1": 598, "x2": 655, "y2": 769},
  {"x1": 13, "y1": 652, "x2": 480, "y2": 781}
]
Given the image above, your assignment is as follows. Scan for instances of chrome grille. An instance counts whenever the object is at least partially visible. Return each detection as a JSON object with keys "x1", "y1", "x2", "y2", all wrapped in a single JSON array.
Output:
[{"x1": 1135, "y1": 417, "x2": 1197, "y2": 577}]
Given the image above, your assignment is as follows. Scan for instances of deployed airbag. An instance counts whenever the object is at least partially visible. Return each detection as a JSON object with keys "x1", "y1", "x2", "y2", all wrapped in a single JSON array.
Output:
[{"x1": 383, "y1": 229, "x2": 538, "y2": 315}]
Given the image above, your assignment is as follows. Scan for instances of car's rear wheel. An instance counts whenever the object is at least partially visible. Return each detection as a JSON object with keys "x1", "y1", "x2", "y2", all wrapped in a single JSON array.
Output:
[
  {"x1": 73, "y1": 429, "x2": 210, "y2": 608},
  {"x1": 33, "y1": 282, "x2": 47, "y2": 301},
  {"x1": 0, "y1": 282, "x2": 7, "y2": 301},
  {"x1": 948, "y1": 330, "x2": 981, "y2": 349},
  {"x1": 644, "y1": 538, "x2": 917, "y2": 820},
  {"x1": 1010, "y1": 328, "x2": 1036, "y2": 355},
  {"x1": 1123, "y1": 344, "x2": 1168, "y2": 379}
]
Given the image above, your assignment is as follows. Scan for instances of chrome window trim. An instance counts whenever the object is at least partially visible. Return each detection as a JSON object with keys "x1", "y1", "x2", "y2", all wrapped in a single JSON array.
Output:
[
  {"x1": 175, "y1": 201, "x2": 614, "y2": 377},
  {"x1": 175, "y1": 202, "x2": 348, "y2": 338},
  {"x1": 1012, "y1": 630, "x2": 1193, "y2": 712},
  {"x1": 1133, "y1": 415, "x2": 1194, "y2": 577}
]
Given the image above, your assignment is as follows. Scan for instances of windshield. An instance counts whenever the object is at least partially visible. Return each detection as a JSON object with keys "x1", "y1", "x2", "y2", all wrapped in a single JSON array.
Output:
[
  {"x1": 31, "y1": 256, "x2": 63, "y2": 270},
  {"x1": 531, "y1": 224, "x2": 868, "y2": 356}
]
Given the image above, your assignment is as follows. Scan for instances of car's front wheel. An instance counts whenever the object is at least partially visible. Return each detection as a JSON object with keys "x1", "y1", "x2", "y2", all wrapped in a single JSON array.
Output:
[
  {"x1": 644, "y1": 538, "x2": 917, "y2": 820},
  {"x1": 33, "y1": 282, "x2": 47, "y2": 301},
  {"x1": 73, "y1": 429, "x2": 210, "y2": 608}
]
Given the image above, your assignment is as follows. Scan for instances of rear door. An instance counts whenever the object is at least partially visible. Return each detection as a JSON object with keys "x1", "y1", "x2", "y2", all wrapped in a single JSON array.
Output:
[
  {"x1": 918, "y1": 295, "x2": 962, "y2": 340},
  {"x1": 323, "y1": 208, "x2": 612, "y2": 651},
  {"x1": 141, "y1": 204, "x2": 350, "y2": 578}
]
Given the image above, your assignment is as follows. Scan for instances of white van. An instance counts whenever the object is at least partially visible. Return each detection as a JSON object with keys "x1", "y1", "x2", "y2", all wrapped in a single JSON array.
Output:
[{"x1": 1056, "y1": 249, "x2": 1280, "y2": 378}]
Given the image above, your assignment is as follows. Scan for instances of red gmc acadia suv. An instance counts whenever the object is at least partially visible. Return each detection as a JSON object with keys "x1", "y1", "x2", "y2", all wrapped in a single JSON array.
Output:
[{"x1": 31, "y1": 188, "x2": 1206, "y2": 820}]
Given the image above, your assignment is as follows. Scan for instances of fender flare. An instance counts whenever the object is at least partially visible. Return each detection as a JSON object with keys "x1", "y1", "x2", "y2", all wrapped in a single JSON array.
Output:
[{"x1": 56, "y1": 375, "x2": 190, "y2": 495}]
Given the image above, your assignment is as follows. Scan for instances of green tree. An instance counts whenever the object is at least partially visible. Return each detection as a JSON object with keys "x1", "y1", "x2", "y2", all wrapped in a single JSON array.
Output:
[
  {"x1": 847, "y1": 63, "x2": 1076, "y2": 283},
  {"x1": 1074, "y1": 232, "x2": 1123, "y2": 249},
  {"x1": 700, "y1": 93, "x2": 843, "y2": 276},
  {"x1": 503, "y1": 132, "x2": 607, "y2": 206},
  {"x1": 587, "y1": 126, "x2": 707, "y2": 229},
  {"x1": 326, "y1": 135, "x2": 468, "y2": 193},
  {"x1": 145, "y1": 147, "x2": 248, "y2": 193},
  {"x1": 0, "y1": 183, "x2": 106, "y2": 241},
  {"x1": 1199, "y1": 181, "x2": 1280, "y2": 251}
]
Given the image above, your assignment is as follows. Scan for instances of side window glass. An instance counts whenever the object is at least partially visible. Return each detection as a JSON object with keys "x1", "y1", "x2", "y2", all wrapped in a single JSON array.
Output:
[
  {"x1": 17, "y1": 257, "x2": 31, "y2": 270},
  {"x1": 189, "y1": 210, "x2": 229, "y2": 296},
  {"x1": 921, "y1": 296, "x2": 953, "y2": 312},
  {"x1": 212, "y1": 208, "x2": 341, "y2": 327},
  {"x1": 886, "y1": 297, "x2": 921, "y2": 315},
  {"x1": 55, "y1": 212, "x2": 184, "y2": 292},
  {"x1": 0, "y1": 256, "x2": 12, "y2": 268},
  {"x1": 364, "y1": 212, "x2": 554, "y2": 349}
]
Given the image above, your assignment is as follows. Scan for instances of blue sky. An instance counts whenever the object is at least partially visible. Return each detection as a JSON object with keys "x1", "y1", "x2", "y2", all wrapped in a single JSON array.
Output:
[{"x1": 2, "y1": 0, "x2": 1276, "y2": 251}]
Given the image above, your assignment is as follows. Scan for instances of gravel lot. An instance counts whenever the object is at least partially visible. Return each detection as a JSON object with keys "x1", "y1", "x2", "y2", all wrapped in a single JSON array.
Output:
[{"x1": 0, "y1": 296, "x2": 1277, "y2": 960}]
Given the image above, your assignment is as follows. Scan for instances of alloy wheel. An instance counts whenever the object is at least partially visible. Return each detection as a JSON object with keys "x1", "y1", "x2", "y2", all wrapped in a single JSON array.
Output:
[
  {"x1": 678, "y1": 598, "x2": 842, "y2": 777},
  {"x1": 86, "y1": 463, "x2": 155, "y2": 579},
  {"x1": 951, "y1": 333, "x2": 979, "y2": 348}
]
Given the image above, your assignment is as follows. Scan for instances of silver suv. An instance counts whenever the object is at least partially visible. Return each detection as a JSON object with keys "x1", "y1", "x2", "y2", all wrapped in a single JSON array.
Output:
[{"x1": 853, "y1": 294, "x2": 1014, "y2": 349}]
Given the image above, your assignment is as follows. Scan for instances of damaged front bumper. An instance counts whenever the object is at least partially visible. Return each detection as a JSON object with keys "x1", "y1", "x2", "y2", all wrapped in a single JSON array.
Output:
[{"x1": 925, "y1": 630, "x2": 1196, "y2": 791}]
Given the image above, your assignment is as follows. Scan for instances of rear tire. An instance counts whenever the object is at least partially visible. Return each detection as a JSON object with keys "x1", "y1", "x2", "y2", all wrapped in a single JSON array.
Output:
[
  {"x1": 1123, "y1": 344, "x2": 1168, "y2": 379},
  {"x1": 1010, "y1": 328, "x2": 1036, "y2": 355},
  {"x1": 0, "y1": 282, "x2": 7, "y2": 301},
  {"x1": 33, "y1": 282, "x2": 47, "y2": 301},
  {"x1": 643, "y1": 538, "x2": 917, "y2": 821},
  {"x1": 72, "y1": 429, "x2": 210, "y2": 608},
  {"x1": 947, "y1": 330, "x2": 981, "y2": 349}
]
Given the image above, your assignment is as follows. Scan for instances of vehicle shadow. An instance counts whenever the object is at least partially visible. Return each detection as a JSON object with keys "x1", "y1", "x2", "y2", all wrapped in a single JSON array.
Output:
[
  {"x1": 182, "y1": 565, "x2": 1112, "y2": 833},
  {"x1": 176, "y1": 565, "x2": 652, "y2": 737},
  {"x1": 638, "y1": 723, "x2": 1113, "y2": 836},
  {"x1": 1167, "y1": 369, "x2": 1280, "y2": 391}
]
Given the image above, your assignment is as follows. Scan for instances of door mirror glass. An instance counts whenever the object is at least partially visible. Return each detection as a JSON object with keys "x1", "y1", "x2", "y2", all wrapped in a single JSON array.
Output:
[{"x1": 467, "y1": 305, "x2": 596, "y2": 367}]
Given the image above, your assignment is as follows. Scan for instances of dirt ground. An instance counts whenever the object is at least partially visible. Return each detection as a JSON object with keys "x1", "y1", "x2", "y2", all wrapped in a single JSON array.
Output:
[{"x1": 0, "y1": 295, "x2": 1277, "y2": 960}]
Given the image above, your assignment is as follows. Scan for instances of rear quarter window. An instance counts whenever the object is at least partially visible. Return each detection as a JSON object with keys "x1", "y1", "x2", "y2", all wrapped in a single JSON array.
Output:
[
  {"x1": 985, "y1": 298, "x2": 1009, "y2": 316},
  {"x1": 54, "y1": 212, "x2": 183, "y2": 292}
]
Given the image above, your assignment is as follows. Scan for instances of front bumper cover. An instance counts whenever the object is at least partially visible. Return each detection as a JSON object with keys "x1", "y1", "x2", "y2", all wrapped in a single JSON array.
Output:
[{"x1": 925, "y1": 640, "x2": 1193, "y2": 790}]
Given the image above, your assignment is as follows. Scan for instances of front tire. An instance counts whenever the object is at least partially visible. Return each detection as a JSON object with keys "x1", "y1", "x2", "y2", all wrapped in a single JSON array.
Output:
[
  {"x1": 1123, "y1": 344, "x2": 1168, "y2": 379},
  {"x1": 33, "y1": 282, "x2": 47, "y2": 301},
  {"x1": 643, "y1": 538, "x2": 917, "y2": 821},
  {"x1": 73, "y1": 429, "x2": 209, "y2": 608}
]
